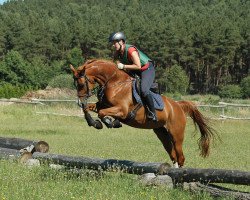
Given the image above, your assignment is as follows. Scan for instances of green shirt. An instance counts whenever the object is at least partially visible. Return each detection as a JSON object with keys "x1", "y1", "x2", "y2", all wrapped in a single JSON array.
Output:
[{"x1": 120, "y1": 44, "x2": 151, "y2": 66}]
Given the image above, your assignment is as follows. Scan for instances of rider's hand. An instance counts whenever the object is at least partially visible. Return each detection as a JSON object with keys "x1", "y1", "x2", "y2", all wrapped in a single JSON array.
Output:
[{"x1": 117, "y1": 63, "x2": 125, "y2": 70}]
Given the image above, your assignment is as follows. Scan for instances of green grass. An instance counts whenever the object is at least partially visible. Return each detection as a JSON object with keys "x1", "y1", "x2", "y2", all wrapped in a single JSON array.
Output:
[
  {"x1": 0, "y1": 103, "x2": 249, "y2": 199},
  {"x1": 1, "y1": 160, "x2": 216, "y2": 200}
]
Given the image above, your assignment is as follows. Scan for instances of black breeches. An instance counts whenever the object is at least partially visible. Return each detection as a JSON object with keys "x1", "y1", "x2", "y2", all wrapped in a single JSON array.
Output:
[{"x1": 140, "y1": 62, "x2": 155, "y2": 97}]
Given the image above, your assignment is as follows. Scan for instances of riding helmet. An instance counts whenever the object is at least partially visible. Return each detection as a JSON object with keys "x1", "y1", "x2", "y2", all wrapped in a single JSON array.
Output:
[{"x1": 108, "y1": 32, "x2": 126, "y2": 42}]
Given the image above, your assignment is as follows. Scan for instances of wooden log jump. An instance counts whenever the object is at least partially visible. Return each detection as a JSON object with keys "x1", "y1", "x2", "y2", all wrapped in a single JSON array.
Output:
[
  {"x1": 0, "y1": 137, "x2": 249, "y2": 186},
  {"x1": 31, "y1": 152, "x2": 250, "y2": 186},
  {"x1": 1, "y1": 136, "x2": 249, "y2": 200},
  {"x1": 185, "y1": 182, "x2": 250, "y2": 200},
  {"x1": 0, "y1": 147, "x2": 20, "y2": 159},
  {"x1": 1, "y1": 147, "x2": 249, "y2": 199},
  {"x1": 0, "y1": 137, "x2": 38, "y2": 150}
]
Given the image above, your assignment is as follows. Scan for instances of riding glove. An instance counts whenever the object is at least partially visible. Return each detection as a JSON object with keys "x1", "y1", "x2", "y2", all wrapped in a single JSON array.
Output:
[{"x1": 117, "y1": 63, "x2": 125, "y2": 69}]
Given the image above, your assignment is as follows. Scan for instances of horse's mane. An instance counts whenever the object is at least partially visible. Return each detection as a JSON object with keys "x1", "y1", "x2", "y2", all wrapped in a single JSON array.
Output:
[{"x1": 77, "y1": 59, "x2": 115, "y2": 72}]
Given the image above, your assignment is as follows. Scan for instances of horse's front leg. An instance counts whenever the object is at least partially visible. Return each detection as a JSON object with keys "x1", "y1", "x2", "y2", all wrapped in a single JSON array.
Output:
[
  {"x1": 83, "y1": 110, "x2": 103, "y2": 129},
  {"x1": 81, "y1": 102, "x2": 105, "y2": 129},
  {"x1": 98, "y1": 106, "x2": 126, "y2": 128},
  {"x1": 85, "y1": 102, "x2": 102, "y2": 113}
]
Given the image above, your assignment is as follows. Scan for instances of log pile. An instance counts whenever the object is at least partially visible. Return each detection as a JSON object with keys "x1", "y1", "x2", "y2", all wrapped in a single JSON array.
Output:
[
  {"x1": 0, "y1": 137, "x2": 249, "y2": 200},
  {"x1": 31, "y1": 152, "x2": 250, "y2": 186}
]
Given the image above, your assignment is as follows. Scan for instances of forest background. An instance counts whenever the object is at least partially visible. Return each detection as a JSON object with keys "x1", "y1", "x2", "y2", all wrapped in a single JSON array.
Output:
[{"x1": 0, "y1": 0, "x2": 249, "y2": 98}]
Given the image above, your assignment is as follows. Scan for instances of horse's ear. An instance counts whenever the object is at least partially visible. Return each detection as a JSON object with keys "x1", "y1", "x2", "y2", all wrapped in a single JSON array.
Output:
[{"x1": 70, "y1": 64, "x2": 76, "y2": 73}]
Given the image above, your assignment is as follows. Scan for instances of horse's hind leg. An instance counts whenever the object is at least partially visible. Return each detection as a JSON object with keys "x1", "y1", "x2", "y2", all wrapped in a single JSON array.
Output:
[
  {"x1": 154, "y1": 126, "x2": 185, "y2": 168},
  {"x1": 170, "y1": 124, "x2": 186, "y2": 167},
  {"x1": 153, "y1": 127, "x2": 178, "y2": 167}
]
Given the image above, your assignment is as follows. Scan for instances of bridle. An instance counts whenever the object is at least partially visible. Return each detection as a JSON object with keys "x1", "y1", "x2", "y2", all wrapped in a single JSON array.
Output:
[
  {"x1": 73, "y1": 66, "x2": 124, "y2": 110},
  {"x1": 73, "y1": 71, "x2": 95, "y2": 109}
]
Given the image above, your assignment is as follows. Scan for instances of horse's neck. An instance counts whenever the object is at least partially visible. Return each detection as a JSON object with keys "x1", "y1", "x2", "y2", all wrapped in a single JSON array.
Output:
[{"x1": 91, "y1": 63, "x2": 130, "y2": 86}]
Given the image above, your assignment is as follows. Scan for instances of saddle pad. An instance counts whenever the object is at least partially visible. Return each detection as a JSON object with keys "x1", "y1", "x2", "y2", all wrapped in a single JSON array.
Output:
[{"x1": 132, "y1": 80, "x2": 164, "y2": 111}]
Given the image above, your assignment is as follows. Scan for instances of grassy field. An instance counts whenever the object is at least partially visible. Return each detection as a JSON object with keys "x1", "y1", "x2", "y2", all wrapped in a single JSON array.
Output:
[{"x1": 0, "y1": 103, "x2": 249, "y2": 200}]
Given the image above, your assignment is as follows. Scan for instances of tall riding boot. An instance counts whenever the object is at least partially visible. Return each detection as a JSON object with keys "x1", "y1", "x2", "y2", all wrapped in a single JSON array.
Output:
[{"x1": 144, "y1": 93, "x2": 158, "y2": 122}]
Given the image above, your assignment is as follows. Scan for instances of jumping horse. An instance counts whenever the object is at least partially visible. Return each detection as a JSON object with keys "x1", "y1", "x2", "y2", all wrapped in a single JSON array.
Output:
[{"x1": 70, "y1": 59, "x2": 216, "y2": 168}]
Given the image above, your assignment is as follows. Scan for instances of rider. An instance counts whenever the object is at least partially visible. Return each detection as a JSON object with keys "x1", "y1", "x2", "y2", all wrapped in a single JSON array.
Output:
[{"x1": 108, "y1": 32, "x2": 157, "y2": 122}]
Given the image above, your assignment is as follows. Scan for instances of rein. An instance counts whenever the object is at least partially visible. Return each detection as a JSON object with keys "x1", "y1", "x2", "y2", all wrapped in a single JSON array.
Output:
[
  {"x1": 97, "y1": 78, "x2": 133, "y2": 102},
  {"x1": 74, "y1": 68, "x2": 119, "y2": 109}
]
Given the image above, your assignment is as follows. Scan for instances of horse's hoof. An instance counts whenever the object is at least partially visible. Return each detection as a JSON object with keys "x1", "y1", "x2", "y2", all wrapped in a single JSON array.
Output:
[
  {"x1": 113, "y1": 119, "x2": 122, "y2": 128},
  {"x1": 102, "y1": 117, "x2": 113, "y2": 128},
  {"x1": 94, "y1": 120, "x2": 103, "y2": 129}
]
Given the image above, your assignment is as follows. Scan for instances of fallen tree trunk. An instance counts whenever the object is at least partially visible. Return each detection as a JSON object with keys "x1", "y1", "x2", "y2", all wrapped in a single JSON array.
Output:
[
  {"x1": 32, "y1": 152, "x2": 162, "y2": 174},
  {"x1": 32, "y1": 152, "x2": 250, "y2": 185},
  {"x1": 0, "y1": 147, "x2": 20, "y2": 159},
  {"x1": 0, "y1": 137, "x2": 38, "y2": 150},
  {"x1": 1, "y1": 148, "x2": 249, "y2": 200},
  {"x1": 185, "y1": 182, "x2": 250, "y2": 200},
  {"x1": 140, "y1": 174, "x2": 250, "y2": 200},
  {"x1": 166, "y1": 167, "x2": 250, "y2": 185}
]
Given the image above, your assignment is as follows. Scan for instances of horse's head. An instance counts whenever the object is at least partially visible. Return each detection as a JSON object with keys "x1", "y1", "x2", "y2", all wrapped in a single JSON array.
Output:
[
  {"x1": 70, "y1": 59, "x2": 129, "y2": 109},
  {"x1": 70, "y1": 63, "x2": 96, "y2": 109}
]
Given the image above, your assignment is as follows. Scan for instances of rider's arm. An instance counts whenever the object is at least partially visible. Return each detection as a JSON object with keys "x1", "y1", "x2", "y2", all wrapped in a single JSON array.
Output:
[{"x1": 123, "y1": 48, "x2": 141, "y2": 70}]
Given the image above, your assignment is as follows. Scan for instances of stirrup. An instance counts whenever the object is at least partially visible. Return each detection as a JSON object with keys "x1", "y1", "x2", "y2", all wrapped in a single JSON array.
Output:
[{"x1": 147, "y1": 111, "x2": 158, "y2": 122}]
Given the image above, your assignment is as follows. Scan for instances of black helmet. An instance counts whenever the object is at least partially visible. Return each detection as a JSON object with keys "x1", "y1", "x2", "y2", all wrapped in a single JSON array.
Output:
[{"x1": 108, "y1": 32, "x2": 126, "y2": 43}]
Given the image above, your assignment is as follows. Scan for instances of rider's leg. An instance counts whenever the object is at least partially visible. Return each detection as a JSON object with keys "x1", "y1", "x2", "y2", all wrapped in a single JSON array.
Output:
[
  {"x1": 141, "y1": 62, "x2": 157, "y2": 122},
  {"x1": 144, "y1": 93, "x2": 157, "y2": 121}
]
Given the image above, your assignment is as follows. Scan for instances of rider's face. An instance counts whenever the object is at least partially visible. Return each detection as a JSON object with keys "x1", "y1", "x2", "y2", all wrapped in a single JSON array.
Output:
[{"x1": 112, "y1": 40, "x2": 123, "y2": 51}]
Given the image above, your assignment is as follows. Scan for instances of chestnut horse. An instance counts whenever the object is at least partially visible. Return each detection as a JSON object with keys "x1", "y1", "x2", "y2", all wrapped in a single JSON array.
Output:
[{"x1": 70, "y1": 59, "x2": 216, "y2": 167}]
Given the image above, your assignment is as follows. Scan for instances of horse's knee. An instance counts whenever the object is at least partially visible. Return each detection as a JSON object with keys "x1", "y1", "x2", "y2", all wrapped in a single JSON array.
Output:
[{"x1": 98, "y1": 110, "x2": 105, "y2": 118}]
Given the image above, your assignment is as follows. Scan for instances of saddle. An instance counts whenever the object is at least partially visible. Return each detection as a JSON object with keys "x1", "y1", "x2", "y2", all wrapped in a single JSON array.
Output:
[
  {"x1": 132, "y1": 75, "x2": 164, "y2": 110},
  {"x1": 134, "y1": 74, "x2": 160, "y2": 96}
]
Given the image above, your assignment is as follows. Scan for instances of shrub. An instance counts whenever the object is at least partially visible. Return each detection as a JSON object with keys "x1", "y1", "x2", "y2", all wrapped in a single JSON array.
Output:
[
  {"x1": 48, "y1": 74, "x2": 75, "y2": 89},
  {"x1": 218, "y1": 84, "x2": 243, "y2": 99},
  {"x1": 240, "y1": 76, "x2": 250, "y2": 98},
  {"x1": 0, "y1": 83, "x2": 33, "y2": 98}
]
